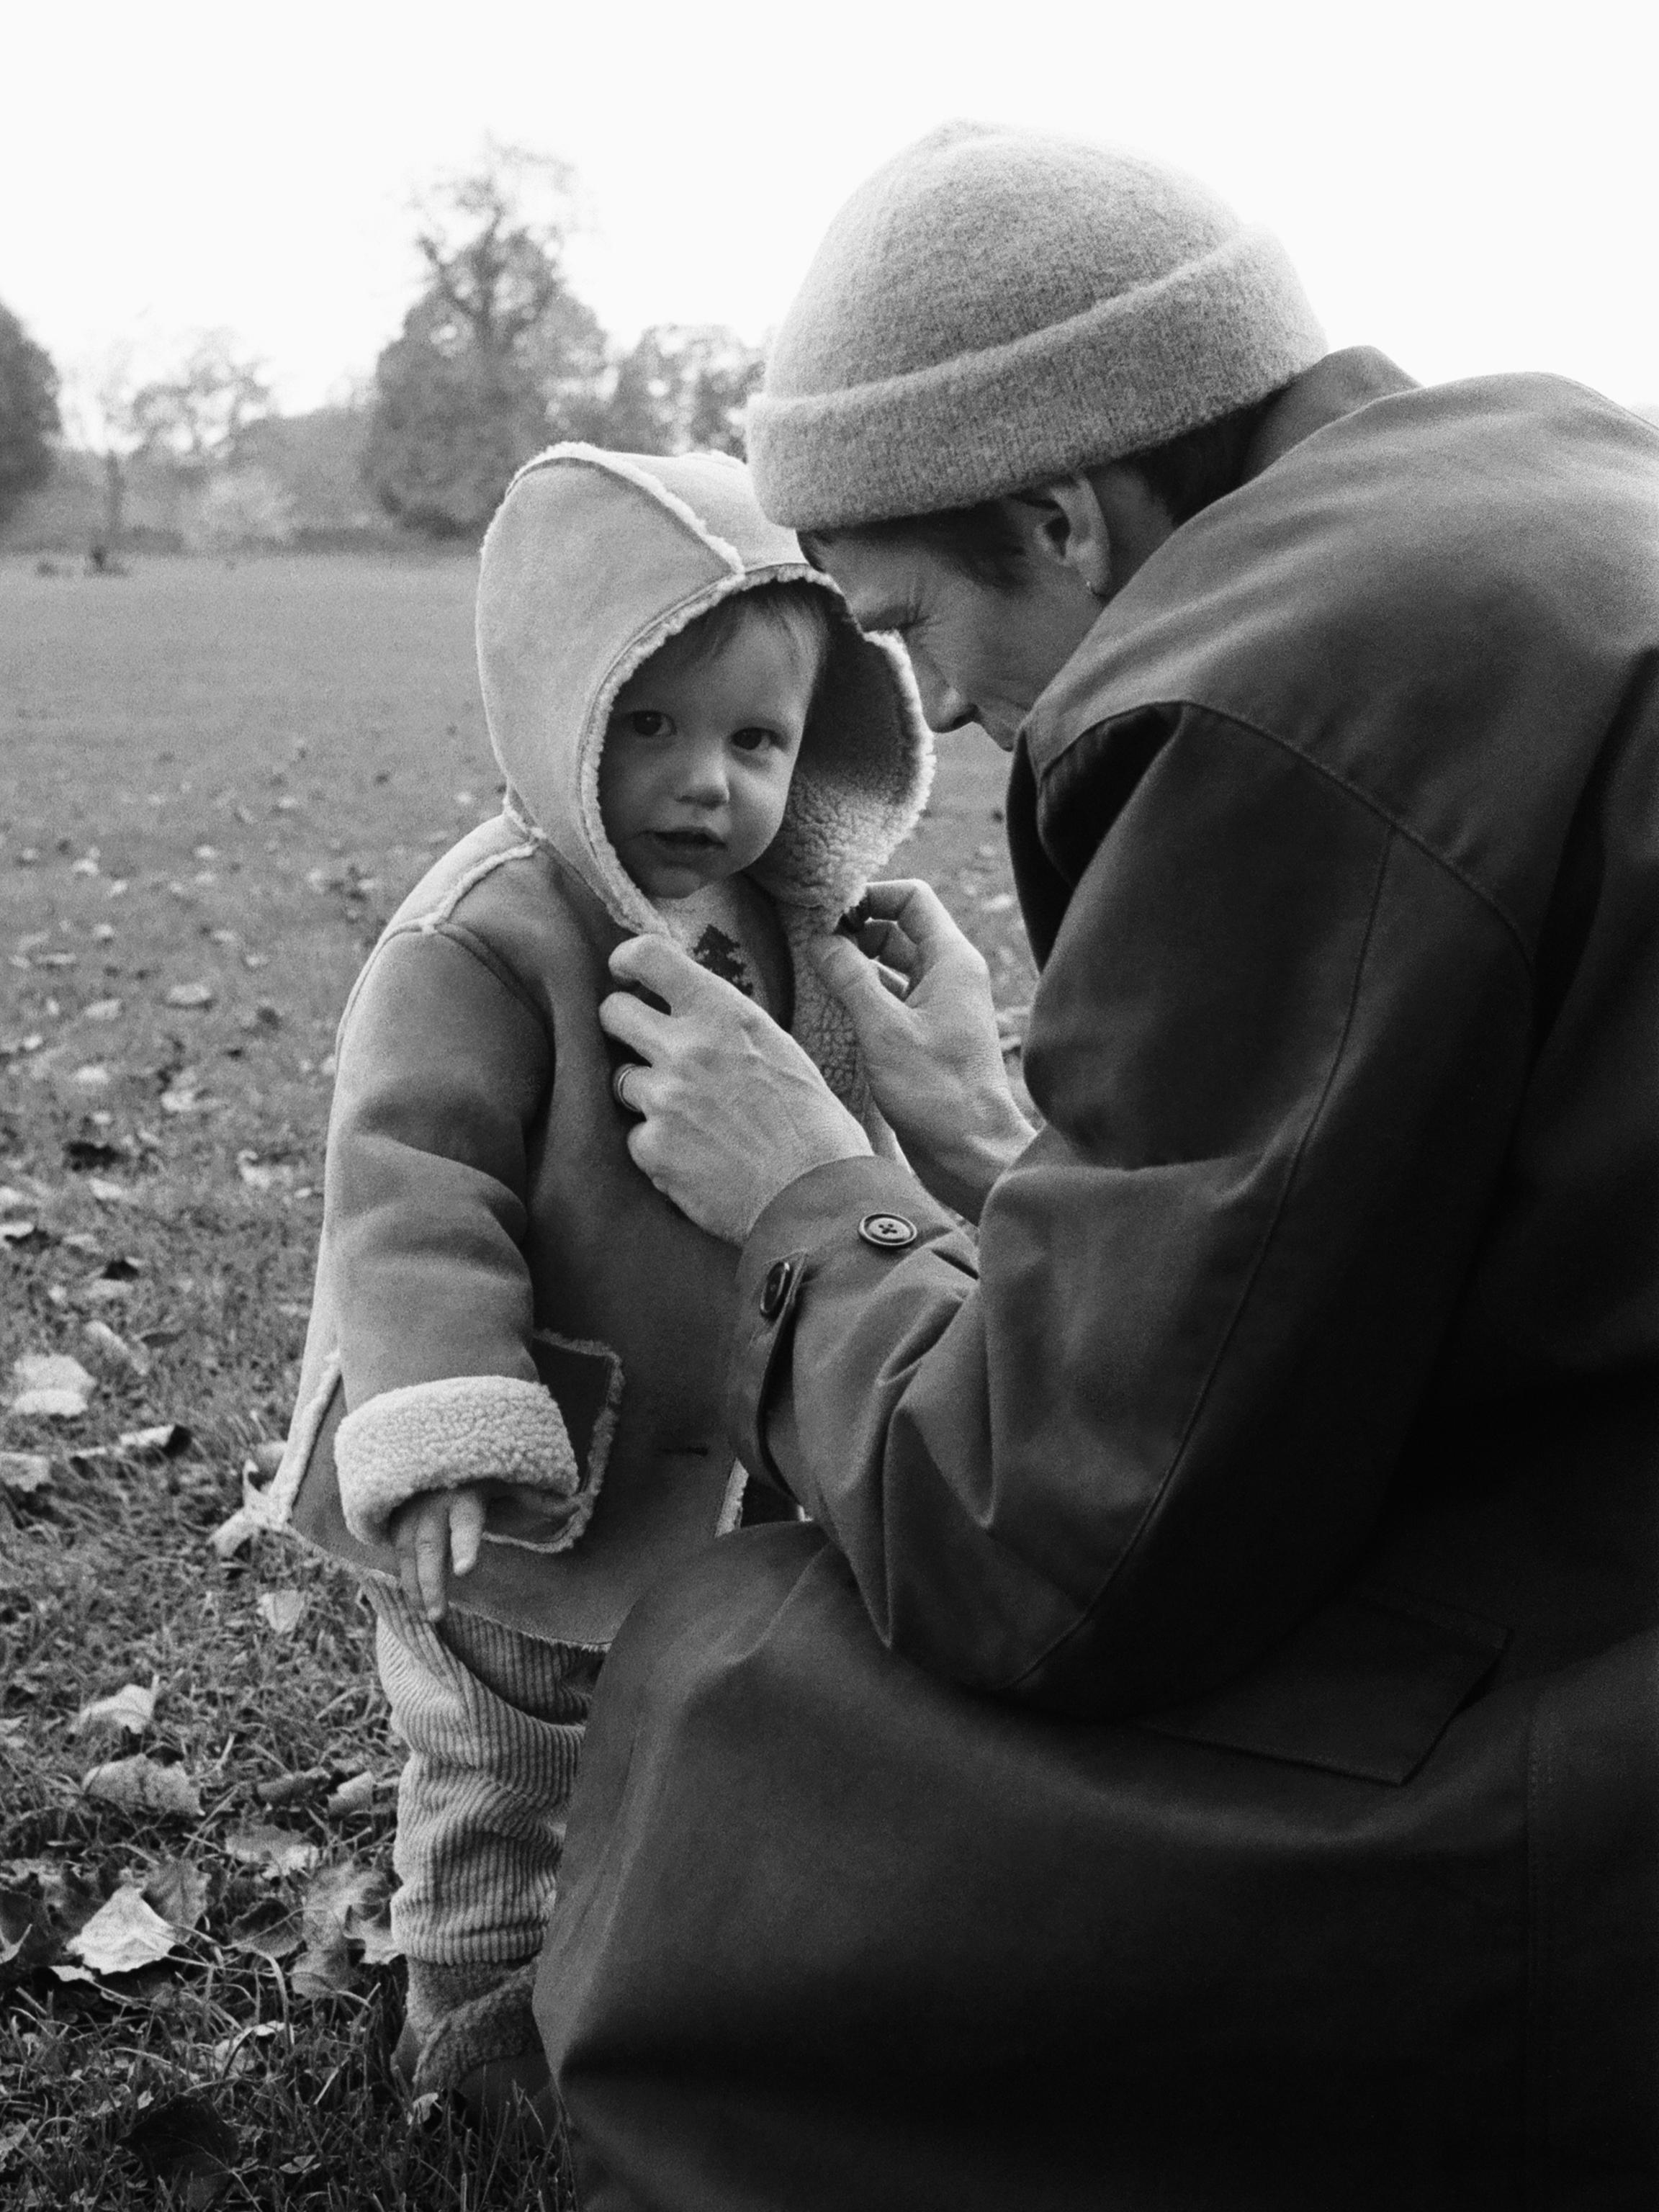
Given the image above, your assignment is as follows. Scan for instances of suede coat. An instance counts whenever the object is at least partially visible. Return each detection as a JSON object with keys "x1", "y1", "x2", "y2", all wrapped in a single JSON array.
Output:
[
  {"x1": 537, "y1": 359, "x2": 1659, "y2": 2203},
  {"x1": 262, "y1": 446, "x2": 930, "y2": 1643}
]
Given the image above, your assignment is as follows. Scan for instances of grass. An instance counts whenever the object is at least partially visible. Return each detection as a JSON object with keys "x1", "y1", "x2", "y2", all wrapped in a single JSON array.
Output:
[{"x1": 0, "y1": 549, "x2": 1035, "y2": 2207}]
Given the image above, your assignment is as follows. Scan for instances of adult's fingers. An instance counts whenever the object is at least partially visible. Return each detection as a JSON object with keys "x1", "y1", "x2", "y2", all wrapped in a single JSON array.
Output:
[
  {"x1": 608, "y1": 932, "x2": 733, "y2": 1010},
  {"x1": 814, "y1": 933, "x2": 908, "y2": 1028},
  {"x1": 598, "y1": 989, "x2": 671, "y2": 1061},
  {"x1": 860, "y1": 878, "x2": 976, "y2": 960},
  {"x1": 449, "y1": 1490, "x2": 485, "y2": 1579}
]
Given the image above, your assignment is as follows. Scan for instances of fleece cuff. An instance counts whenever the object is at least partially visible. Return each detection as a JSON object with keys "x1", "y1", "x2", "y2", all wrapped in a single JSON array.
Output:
[{"x1": 335, "y1": 1375, "x2": 579, "y2": 1547}]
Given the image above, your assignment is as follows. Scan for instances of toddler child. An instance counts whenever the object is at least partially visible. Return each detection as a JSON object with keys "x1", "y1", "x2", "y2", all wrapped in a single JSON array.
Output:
[{"x1": 259, "y1": 446, "x2": 930, "y2": 2117}]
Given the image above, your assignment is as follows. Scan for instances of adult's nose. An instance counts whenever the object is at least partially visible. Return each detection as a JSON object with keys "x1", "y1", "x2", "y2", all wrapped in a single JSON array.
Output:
[{"x1": 911, "y1": 653, "x2": 976, "y2": 734}]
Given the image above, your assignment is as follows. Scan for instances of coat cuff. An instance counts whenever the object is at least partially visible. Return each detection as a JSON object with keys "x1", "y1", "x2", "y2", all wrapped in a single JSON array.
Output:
[
  {"x1": 335, "y1": 1375, "x2": 578, "y2": 1546},
  {"x1": 726, "y1": 1156, "x2": 962, "y2": 1499}
]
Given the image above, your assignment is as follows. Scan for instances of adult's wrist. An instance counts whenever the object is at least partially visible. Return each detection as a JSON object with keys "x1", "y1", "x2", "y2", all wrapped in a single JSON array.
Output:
[{"x1": 919, "y1": 1092, "x2": 1036, "y2": 1222}]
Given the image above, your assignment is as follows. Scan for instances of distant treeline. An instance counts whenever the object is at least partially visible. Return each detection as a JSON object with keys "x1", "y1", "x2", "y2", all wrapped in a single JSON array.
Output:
[{"x1": 0, "y1": 143, "x2": 768, "y2": 558}]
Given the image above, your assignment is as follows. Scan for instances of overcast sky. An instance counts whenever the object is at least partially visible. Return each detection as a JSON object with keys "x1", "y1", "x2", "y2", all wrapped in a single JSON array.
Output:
[{"x1": 6, "y1": 0, "x2": 1655, "y2": 420}]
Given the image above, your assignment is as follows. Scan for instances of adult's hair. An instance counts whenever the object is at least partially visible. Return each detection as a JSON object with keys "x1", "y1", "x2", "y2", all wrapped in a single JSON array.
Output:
[{"x1": 802, "y1": 392, "x2": 1281, "y2": 588}]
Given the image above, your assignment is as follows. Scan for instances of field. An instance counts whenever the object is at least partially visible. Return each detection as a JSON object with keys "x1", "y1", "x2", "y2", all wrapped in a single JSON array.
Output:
[{"x1": 0, "y1": 552, "x2": 1035, "y2": 2208}]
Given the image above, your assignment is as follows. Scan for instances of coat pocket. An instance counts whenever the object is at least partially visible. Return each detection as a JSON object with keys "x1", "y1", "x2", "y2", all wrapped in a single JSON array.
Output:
[{"x1": 1138, "y1": 1585, "x2": 1509, "y2": 1785}]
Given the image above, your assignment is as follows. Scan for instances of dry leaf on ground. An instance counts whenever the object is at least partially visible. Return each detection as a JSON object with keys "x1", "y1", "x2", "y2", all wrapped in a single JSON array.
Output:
[
  {"x1": 323, "y1": 1770, "x2": 382, "y2": 1817},
  {"x1": 84, "y1": 1755, "x2": 203, "y2": 1820},
  {"x1": 0, "y1": 1452, "x2": 53, "y2": 1494},
  {"x1": 164, "y1": 982, "x2": 215, "y2": 1010},
  {"x1": 72, "y1": 1678, "x2": 158, "y2": 1737},
  {"x1": 143, "y1": 1856, "x2": 210, "y2": 1931},
  {"x1": 68, "y1": 1885, "x2": 178, "y2": 1974},
  {"x1": 9, "y1": 1352, "x2": 96, "y2": 1418},
  {"x1": 256, "y1": 1589, "x2": 306, "y2": 1635},
  {"x1": 83, "y1": 1318, "x2": 151, "y2": 1376},
  {"x1": 291, "y1": 1858, "x2": 398, "y2": 1996},
  {"x1": 223, "y1": 1824, "x2": 320, "y2": 1877}
]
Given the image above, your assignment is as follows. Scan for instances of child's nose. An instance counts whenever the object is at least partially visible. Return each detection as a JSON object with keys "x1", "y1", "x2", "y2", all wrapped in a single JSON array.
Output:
[{"x1": 678, "y1": 739, "x2": 730, "y2": 804}]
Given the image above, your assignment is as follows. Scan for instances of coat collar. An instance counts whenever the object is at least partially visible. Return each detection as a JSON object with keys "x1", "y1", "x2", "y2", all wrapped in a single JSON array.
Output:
[{"x1": 1239, "y1": 346, "x2": 1419, "y2": 480}]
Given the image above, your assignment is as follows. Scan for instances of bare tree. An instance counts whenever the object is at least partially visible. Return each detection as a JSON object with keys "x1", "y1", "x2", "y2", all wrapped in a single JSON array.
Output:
[{"x1": 127, "y1": 331, "x2": 272, "y2": 470}]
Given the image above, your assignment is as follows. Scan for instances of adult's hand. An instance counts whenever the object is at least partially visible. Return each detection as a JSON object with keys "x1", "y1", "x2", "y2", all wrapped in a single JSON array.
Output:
[
  {"x1": 600, "y1": 937, "x2": 872, "y2": 1244},
  {"x1": 814, "y1": 880, "x2": 1036, "y2": 1220}
]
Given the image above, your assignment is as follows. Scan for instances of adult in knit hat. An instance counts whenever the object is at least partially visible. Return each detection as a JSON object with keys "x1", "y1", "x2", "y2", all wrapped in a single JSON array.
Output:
[{"x1": 538, "y1": 125, "x2": 1659, "y2": 2208}]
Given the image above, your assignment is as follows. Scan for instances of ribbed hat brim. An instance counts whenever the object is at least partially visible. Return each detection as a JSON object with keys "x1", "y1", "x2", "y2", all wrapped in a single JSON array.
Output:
[{"x1": 750, "y1": 226, "x2": 1324, "y2": 531}]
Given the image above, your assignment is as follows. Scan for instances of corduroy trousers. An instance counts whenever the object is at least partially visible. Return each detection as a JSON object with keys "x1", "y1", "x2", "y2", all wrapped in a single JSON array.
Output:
[{"x1": 367, "y1": 1583, "x2": 604, "y2": 2085}]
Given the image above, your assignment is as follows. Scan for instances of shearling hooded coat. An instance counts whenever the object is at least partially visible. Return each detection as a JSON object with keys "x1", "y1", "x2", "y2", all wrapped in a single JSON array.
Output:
[
  {"x1": 538, "y1": 361, "x2": 1659, "y2": 2204},
  {"x1": 263, "y1": 446, "x2": 929, "y2": 1644}
]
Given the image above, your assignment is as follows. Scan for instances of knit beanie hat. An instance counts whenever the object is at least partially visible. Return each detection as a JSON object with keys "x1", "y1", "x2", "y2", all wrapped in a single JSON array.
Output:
[{"x1": 747, "y1": 121, "x2": 1326, "y2": 531}]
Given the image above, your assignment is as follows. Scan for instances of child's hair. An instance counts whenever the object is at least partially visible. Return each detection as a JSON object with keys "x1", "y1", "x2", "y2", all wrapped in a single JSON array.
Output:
[{"x1": 659, "y1": 581, "x2": 836, "y2": 703}]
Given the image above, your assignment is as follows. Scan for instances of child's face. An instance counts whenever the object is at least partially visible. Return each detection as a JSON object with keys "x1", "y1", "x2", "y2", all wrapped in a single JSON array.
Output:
[{"x1": 600, "y1": 617, "x2": 814, "y2": 901}]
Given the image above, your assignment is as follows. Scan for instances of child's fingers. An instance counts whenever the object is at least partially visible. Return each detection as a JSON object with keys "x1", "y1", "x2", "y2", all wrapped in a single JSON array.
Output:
[
  {"x1": 449, "y1": 1490, "x2": 486, "y2": 1579},
  {"x1": 414, "y1": 1509, "x2": 450, "y2": 1622}
]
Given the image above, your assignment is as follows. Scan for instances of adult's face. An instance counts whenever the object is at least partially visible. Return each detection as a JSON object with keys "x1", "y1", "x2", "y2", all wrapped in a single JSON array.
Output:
[
  {"x1": 813, "y1": 533, "x2": 1097, "y2": 751},
  {"x1": 814, "y1": 469, "x2": 1173, "y2": 750}
]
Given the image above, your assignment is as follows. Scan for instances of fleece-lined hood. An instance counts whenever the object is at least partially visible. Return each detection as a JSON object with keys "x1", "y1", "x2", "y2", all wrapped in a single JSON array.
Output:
[{"x1": 476, "y1": 444, "x2": 932, "y2": 940}]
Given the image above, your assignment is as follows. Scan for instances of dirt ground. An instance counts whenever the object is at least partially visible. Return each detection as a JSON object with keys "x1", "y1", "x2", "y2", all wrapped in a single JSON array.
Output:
[{"x1": 0, "y1": 551, "x2": 1036, "y2": 2207}]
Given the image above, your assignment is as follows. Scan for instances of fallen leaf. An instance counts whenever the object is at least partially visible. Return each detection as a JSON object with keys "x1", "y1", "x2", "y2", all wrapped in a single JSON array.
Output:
[
  {"x1": 144, "y1": 1857, "x2": 210, "y2": 1932},
  {"x1": 252, "y1": 1439, "x2": 287, "y2": 1475},
  {"x1": 291, "y1": 1859, "x2": 395, "y2": 1997},
  {"x1": 160, "y1": 1081, "x2": 206, "y2": 1116},
  {"x1": 68, "y1": 1886, "x2": 177, "y2": 1974},
  {"x1": 121, "y1": 1422, "x2": 189, "y2": 1457},
  {"x1": 84, "y1": 1755, "x2": 203, "y2": 1821},
  {"x1": 164, "y1": 983, "x2": 215, "y2": 1010},
  {"x1": 72, "y1": 1064, "x2": 112, "y2": 1088},
  {"x1": 0, "y1": 1453, "x2": 53, "y2": 1495},
  {"x1": 64, "y1": 1137, "x2": 123, "y2": 1169},
  {"x1": 229, "y1": 1907, "x2": 304, "y2": 1961},
  {"x1": 256, "y1": 1589, "x2": 306, "y2": 1635},
  {"x1": 0, "y1": 1887, "x2": 53, "y2": 1971},
  {"x1": 87, "y1": 1177, "x2": 130, "y2": 1202},
  {"x1": 83, "y1": 1319, "x2": 151, "y2": 1377},
  {"x1": 73, "y1": 1680, "x2": 158, "y2": 1737},
  {"x1": 82, "y1": 999, "x2": 123, "y2": 1022},
  {"x1": 0, "y1": 1218, "x2": 38, "y2": 1244},
  {"x1": 9, "y1": 1352, "x2": 96, "y2": 1418},
  {"x1": 323, "y1": 1770, "x2": 382, "y2": 1817},
  {"x1": 256, "y1": 1766, "x2": 330, "y2": 1807},
  {"x1": 125, "y1": 2092, "x2": 238, "y2": 2209},
  {"x1": 223, "y1": 1824, "x2": 320, "y2": 1877}
]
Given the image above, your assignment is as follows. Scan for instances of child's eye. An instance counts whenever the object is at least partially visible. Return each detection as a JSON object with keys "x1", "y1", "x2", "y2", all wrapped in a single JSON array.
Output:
[
  {"x1": 730, "y1": 727, "x2": 781, "y2": 754},
  {"x1": 619, "y1": 709, "x2": 672, "y2": 739}
]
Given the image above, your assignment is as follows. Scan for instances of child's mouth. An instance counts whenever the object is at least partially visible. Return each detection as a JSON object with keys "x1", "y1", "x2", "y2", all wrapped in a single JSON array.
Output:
[{"x1": 647, "y1": 830, "x2": 723, "y2": 852}]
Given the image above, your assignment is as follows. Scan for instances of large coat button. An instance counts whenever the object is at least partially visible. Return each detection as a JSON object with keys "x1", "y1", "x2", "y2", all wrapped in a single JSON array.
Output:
[
  {"x1": 858, "y1": 1212, "x2": 917, "y2": 1251},
  {"x1": 759, "y1": 1259, "x2": 795, "y2": 1320}
]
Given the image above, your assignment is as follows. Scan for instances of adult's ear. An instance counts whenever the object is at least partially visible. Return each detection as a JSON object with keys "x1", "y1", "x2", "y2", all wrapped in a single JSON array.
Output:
[
  {"x1": 1013, "y1": 467, "x2": 1177, "y2": 603},
  {"x1": 1010, "y1": 475, "x2": 1113, "y2": 599}
]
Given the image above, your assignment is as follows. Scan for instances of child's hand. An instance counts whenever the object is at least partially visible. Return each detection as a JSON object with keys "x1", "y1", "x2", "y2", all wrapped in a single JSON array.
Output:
[{"x1": 390, "y1": 1487, "x2": 487, "y2": 1623}]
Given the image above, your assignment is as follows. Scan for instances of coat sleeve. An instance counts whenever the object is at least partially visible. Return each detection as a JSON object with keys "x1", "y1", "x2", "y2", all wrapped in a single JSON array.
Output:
[
  {"x1": 727, "y1": 712, "x2": 1536, "y2": 1717},
  {"x1": 321, "y1": 921, "x2": 580, "y2": 1543}
]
